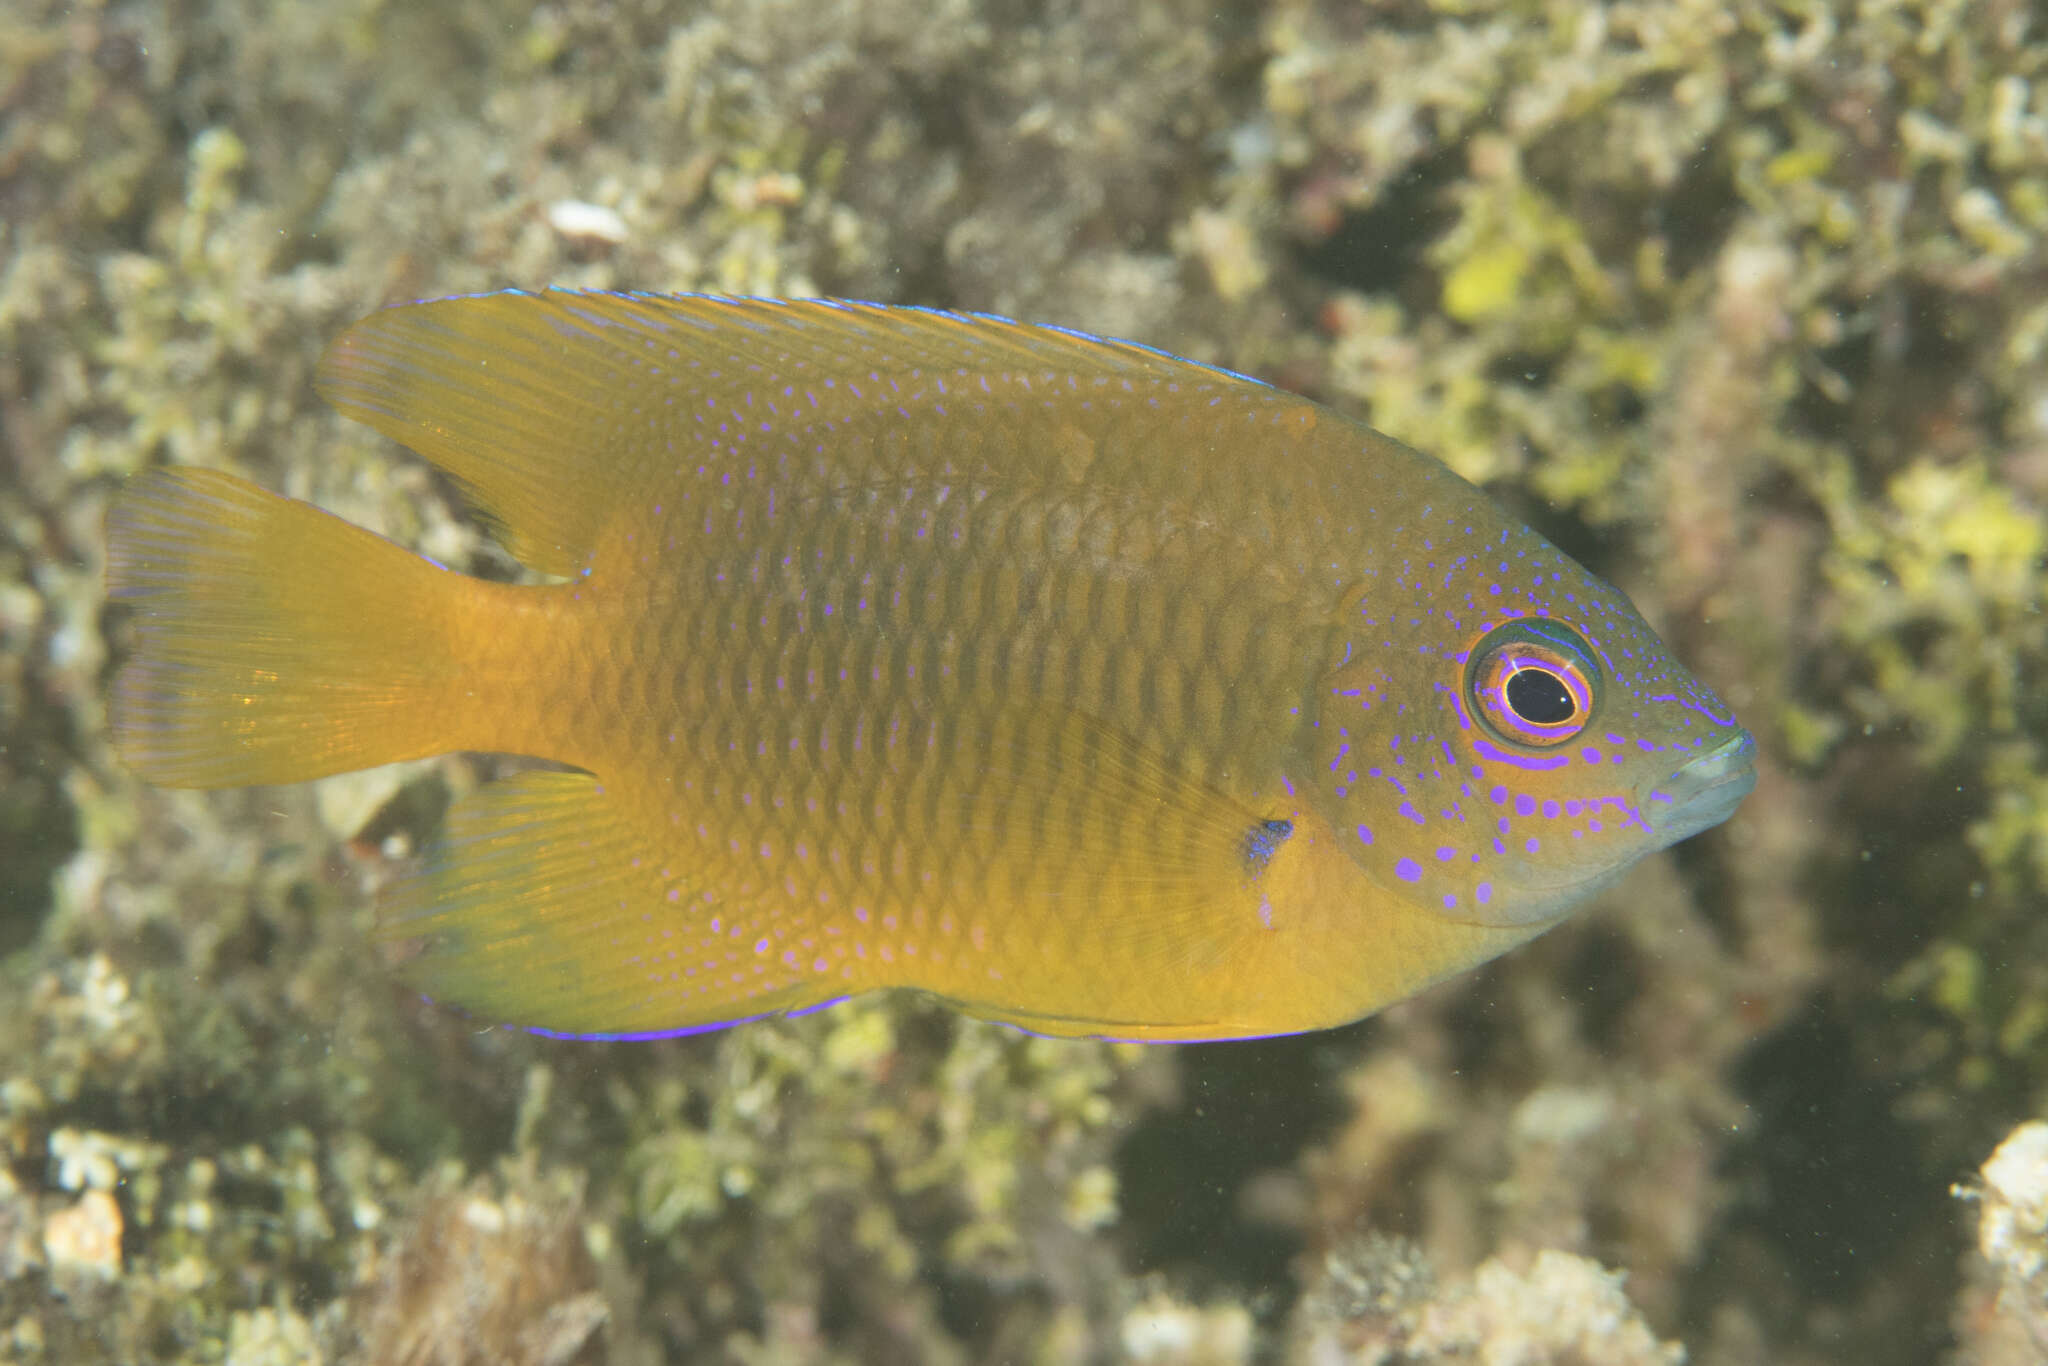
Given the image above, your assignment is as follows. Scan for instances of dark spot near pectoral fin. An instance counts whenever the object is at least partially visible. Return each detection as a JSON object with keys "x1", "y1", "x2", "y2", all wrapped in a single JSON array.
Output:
[{"x1": 1242, "y1": 818, "x2": 1293, "y2": 876}]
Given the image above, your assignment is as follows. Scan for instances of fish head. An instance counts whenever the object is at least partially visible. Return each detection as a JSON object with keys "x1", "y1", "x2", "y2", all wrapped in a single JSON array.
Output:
[{"x1": 1298, "y1": 514, "x2": 1755, "y2": 932}]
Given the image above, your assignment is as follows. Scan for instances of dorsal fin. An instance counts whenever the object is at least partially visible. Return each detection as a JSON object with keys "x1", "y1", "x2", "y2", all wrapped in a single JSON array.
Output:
[{"x1": 315, "y1": 290, "x2": 1278, "y2": 577}]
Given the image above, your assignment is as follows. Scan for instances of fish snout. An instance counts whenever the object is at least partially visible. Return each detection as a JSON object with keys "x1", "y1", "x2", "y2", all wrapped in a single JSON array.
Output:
[{"x1": 1646, "y1": 730, "x2": 1757, "y2": 847}]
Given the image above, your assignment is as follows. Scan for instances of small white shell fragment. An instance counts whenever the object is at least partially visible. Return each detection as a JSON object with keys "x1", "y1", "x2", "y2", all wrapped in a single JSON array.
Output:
[
  {"x1": 44, "y1": 1189, "x2": 123, "y2": 1280},
  {"x1": 546, "y1": 199, "x2": 629, "y2": 245},
  {"x1": 1976, "y1": 1120, "x2": 2048, "y2": 1278}
]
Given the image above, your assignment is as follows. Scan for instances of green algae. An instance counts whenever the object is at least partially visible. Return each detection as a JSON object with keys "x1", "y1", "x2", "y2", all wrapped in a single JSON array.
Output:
[{"x1": 1, "y1": 0, "x2": 2045, "y2": 1361}]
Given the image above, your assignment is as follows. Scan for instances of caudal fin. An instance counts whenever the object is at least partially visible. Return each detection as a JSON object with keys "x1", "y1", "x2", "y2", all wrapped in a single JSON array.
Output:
[{"x1": 107, "y1": 467, "x2": 472, "y2": 787}]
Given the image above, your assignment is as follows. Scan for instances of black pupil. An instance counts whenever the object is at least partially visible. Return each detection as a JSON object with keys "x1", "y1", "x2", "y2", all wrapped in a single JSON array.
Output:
[{"x1": 1506, "y1": 666, "x2": 1575, "y2": 724}]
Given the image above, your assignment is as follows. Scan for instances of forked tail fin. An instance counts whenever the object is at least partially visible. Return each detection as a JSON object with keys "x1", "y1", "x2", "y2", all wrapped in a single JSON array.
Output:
[{"x1": 107, "y1": 466, "x2": 484, "y2": 787}]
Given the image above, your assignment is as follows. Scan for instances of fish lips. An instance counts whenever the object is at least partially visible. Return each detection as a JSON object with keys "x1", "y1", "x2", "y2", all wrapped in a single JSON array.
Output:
[
  {"x1": 1428, "y1": 730, "x2": 1758, "y2": 931},
  {"x1": 1644, "y1": 730, "x2": 1758, "y2": 849}
]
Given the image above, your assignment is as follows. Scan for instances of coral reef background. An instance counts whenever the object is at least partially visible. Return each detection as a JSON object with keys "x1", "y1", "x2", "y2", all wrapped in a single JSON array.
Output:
[{"x1": 2, "y1": 0, "x2": 2045, "y2": 1361}]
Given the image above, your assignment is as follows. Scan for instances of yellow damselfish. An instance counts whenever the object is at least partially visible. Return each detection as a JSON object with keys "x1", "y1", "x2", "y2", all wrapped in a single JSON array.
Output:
[{"x1": 107, "y1": 291, "x2": 1755, "y2": 1042}]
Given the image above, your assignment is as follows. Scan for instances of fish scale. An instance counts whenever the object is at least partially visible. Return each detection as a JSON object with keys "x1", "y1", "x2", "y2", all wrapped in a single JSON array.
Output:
[
  {"x1": 581, "y1": 477, "x2": 1312, "y2": 1010},
  {"x1": 104, "y1": 289, "x2": 1756, "y2": 1042}
]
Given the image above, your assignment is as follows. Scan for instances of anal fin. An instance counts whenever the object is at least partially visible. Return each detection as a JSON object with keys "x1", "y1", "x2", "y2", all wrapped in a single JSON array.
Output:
[{"x1": 380, "y1": 771, "x2": 844, "y2": 1038}]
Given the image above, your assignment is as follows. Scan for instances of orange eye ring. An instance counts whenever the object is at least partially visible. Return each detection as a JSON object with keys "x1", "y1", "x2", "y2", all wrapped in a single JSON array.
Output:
[{"x1": 1465, "y1": 620, "x2": 1600, "y2": 749}]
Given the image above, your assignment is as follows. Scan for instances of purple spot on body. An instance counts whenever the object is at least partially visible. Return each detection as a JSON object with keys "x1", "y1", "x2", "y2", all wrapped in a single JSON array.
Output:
[
  {"x1": 1542, "y1": 800, "x2": 1561, "y2": 818},
  {"x1": 1356, "y1": 825, "x2": 1375, "y2": 846},
  {"x1": 1442, "y1": 892, "x2": 1459, "y2": 910},
  {"x1": 1399, "y1": 801, "x2": 1424, "y2": 825},
  {"x1": 1564, "y1": 800, "x2": 1583, "y2": 817},
  {"x1": 1515, "y1": 794, "x2": 1536, "y2": 816},
  {"x1": 1524, "y1": 836, "x2": 1541, "y2": 853},
  {"x1": 1435, "y1": 846, "x2": 1456, "y2": 862},
  {"x1": 1395, "y1": 857, "x2": 1423, "y2": 883},
  {"x1": 1488, "y1": 784, "x2": 1508, "y2": 803},
  {"x1": 1476, "y1": 882, "x2": 1493, "y2": 905},
  {"x1": 1583, "y1": 746, "x2": 1602, "y2": 764}
]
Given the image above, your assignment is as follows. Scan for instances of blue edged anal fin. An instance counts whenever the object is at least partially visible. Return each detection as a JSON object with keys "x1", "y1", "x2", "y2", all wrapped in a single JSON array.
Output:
[{"x1": 380, "y1": 770, "x2": 840, "y2": 1039}]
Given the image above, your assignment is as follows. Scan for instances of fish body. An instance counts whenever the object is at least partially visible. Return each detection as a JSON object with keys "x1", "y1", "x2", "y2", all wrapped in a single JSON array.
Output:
[{"x1": 107, "y1": 292, "x2": 1755, "y2": 1042}]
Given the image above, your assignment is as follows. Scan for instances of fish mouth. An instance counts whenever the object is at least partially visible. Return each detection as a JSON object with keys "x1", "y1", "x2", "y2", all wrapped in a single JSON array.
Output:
[
  {"x1": 1433, "y1": 729, "x2": 1757, "y2": 931},
  {"x1": 1646, "y1": 730, "x2": 1757, "y2": 848}
]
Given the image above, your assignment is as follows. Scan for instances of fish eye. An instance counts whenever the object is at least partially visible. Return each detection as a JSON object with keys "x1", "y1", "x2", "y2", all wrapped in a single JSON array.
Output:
[{"x1": 1465, "y1": 620, "x2": 1599, "y2": 748}]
